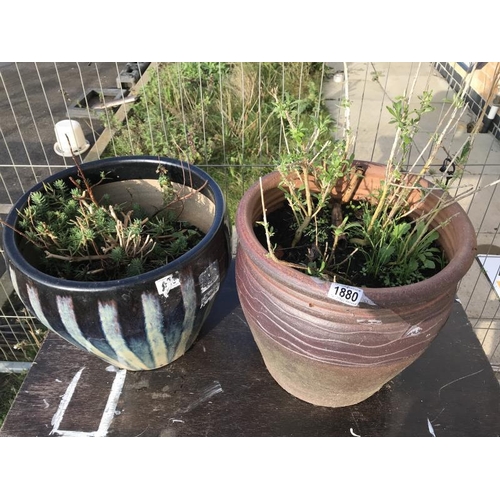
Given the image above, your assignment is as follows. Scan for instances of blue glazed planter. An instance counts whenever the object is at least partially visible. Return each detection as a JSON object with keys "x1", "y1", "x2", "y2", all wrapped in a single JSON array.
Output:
[{"x1": 3, "y1": 156, "x2": 231, "y2": 370}]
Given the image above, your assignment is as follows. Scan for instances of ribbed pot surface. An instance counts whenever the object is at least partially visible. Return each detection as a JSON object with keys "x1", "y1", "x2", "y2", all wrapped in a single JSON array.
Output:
[{"x1": 235, "y1": 163, "x2": 477, "y2": 407}]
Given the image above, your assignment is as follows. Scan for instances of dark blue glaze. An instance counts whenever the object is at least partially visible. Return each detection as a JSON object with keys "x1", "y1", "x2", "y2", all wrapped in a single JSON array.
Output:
[{"x1": 3, "y1": 156, "x2": 231, "y2": 370}]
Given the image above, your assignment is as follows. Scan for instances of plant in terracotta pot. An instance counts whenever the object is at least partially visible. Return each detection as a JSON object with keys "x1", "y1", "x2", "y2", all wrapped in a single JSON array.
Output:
[
  {"x1": 235, "y1": 64, "x2": 500, "y2": 407},
  {"x1": 2, "y1": 155, "x2": 231, "y2": 371}
]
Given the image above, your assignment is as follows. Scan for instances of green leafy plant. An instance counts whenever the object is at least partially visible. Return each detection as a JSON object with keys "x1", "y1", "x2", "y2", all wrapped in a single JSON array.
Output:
[
  {"x1": 0, "y1": 372, "x2": 26, "y2": 427},
  {"x1": 258, "y1": 63, "x2": 500, "y2": 287},
  {"x1": 4, "y1": 162, "x2": 204, "y2": 281}
]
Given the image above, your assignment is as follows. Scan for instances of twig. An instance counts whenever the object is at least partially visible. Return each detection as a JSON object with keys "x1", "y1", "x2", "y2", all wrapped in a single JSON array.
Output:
[
  {"x1": 259, "y1": 177, "x2": 278, "y2": 263},
  {"x1": 438, "y1": 368, "x2": 484, "y2": 398},
  {"x1": 0, "y1": 217, "x2": 43, "y2": 248},
  {"x1": 44, "y1": 252, "x2": 111, "y2": 262}
]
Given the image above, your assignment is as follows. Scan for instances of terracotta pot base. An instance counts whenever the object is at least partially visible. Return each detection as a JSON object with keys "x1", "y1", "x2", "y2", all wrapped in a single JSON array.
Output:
[{"x1": 250, "y1": 316, "x2": 419, "y2": 407}]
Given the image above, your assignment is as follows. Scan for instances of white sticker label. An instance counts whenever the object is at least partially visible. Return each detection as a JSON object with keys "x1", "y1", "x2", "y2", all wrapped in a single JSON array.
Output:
[
  {"x1": 404, "y1": 325, "x2": 423, "y2": 337},
  {"x1": 155, "y1": 273, "x2": 181, "y2": 298},
  {"x1": 327, "y1": 283, "x2": 363, "y2": 306},
  {"x1": 199, "y1": 261, "x2": 220, "y2": 308}
]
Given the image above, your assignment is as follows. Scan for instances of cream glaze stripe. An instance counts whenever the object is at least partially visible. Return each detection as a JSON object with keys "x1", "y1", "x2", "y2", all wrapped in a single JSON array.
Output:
[
  {"x1": 56, "y1": 295, "x2": 130, "y2": 369},
  {"x1": 98, "y1": 300, "x2": 150, "y2": 370},
  {"x1": 8, "y1": 267, "x2": 20, "y2": 298},
  {"x1": 26, "y1": 284, "x2": 55, "y2": 333},
  {"x1": 174, "y1": 269, "x2": 196, "y2": 362},
  {"x1": 26, "y1": 285, "x2": 82, "y2": 352},
  {"x1": 141, "y1": 292, "x2": 169, "y2": 367}
]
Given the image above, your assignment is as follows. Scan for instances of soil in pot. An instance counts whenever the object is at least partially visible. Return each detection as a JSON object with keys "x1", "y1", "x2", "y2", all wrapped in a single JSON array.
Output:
[{"x1": 254, "y1": 203, "x2": 447, "y2": 288}]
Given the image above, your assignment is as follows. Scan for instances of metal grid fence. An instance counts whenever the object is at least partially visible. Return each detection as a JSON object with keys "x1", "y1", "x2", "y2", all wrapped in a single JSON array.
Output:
[{"x1": 1, "y1": 62, "x2": 499, "y2": 373}]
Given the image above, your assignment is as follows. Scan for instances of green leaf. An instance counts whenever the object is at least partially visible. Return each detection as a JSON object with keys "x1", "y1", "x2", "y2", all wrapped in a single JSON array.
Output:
[{"x1": 424, "y1": 260, "x2": 436, "y2": 269}]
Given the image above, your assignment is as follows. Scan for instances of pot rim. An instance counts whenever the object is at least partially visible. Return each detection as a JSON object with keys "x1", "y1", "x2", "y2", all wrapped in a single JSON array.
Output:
[
  {"x1": 3, "y1": 155, "x2": 227, "y2": 292},
  {"x1": 235, "y1": 163, "x2": 477, "y2": 308}
]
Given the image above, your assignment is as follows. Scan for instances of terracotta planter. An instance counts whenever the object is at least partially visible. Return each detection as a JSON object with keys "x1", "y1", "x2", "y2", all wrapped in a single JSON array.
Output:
[
  {"x1": 3, "y1": 156, "x2": 231, "y2": 371},
  {"x1": 235, "y1": 162, "x2": 477, "y2": 407}
]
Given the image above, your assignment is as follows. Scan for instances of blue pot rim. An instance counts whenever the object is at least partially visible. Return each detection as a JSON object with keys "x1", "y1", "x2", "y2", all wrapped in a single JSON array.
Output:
[{"x1": 3, "y1": 155, "x2": 227, "y2": 292}]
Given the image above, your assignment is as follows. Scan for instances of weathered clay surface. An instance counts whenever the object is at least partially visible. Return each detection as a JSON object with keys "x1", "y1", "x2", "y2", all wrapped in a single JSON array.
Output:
[{"x1": 235, "y1": 163, "x2": 477, "y2": 407}]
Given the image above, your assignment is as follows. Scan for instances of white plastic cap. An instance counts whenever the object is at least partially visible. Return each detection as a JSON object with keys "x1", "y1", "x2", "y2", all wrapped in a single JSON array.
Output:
[{"x1": 54, "y1": 120, "x2": 90, "y2": 157}]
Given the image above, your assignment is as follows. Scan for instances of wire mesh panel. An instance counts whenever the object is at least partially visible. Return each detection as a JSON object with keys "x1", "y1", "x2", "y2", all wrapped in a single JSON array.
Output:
[
  {"x1": 1, "y1": 62, "x2": 499, "y2": 374},
  {"x1": 0, "y1": 62, "x2": 128, "y2": 363}
]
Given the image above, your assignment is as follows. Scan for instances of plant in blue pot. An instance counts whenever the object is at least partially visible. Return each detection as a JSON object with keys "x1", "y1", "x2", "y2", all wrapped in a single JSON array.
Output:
[{"x1": 2, "y1": 156, "x2": 231, "y2": 370}]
